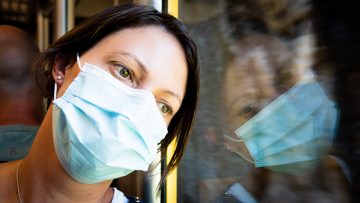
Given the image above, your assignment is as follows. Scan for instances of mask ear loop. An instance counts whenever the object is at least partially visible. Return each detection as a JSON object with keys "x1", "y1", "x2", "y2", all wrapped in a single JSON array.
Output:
[
  {"x1": 53, "y1": 83, "x2": 58, "y2": 101},
  {"x1": 223, "y1": 134, "x2": 255, "y2": 164},
  {"x1": 76, "y1": 52, "x2": 84, "y2": 71}
]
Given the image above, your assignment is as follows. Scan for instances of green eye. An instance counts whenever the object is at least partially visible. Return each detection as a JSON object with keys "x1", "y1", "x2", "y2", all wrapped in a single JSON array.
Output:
[
  {"x1": 158, "y1": 102, "x2": 172, "y2": 115},
  {"x1": 111, "y1": 62, "x2": 135, "y2": 85},
  {"x1": 119, "y1": 67, "x2": 131, "y2": 79}
]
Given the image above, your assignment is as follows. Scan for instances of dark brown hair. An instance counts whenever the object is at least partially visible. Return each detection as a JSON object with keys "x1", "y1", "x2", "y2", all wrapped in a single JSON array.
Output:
[{"x1": 32, "y1": 3, "x2": 199, "y2": 185}]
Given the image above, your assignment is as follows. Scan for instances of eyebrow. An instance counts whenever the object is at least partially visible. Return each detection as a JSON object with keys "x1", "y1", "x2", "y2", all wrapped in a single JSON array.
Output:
[
  {"x1": 109, "y1": 51, "x2": 148, "y2": 77},
  {"x1": 160, "y1": 89, "x2": 183, "y2": 107}
]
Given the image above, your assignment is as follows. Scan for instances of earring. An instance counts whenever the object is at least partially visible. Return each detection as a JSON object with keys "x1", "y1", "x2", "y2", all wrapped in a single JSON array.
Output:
[{"x1": 57, "y1": 75, "x2": 62, "y2": 80}]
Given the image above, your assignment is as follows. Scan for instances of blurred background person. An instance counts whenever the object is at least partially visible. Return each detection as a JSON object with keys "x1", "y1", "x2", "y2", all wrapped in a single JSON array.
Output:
[
  {"x1": 215, "y1": 32, "x2": 350, "y2": 202},
  {"x1": 0, "y1": 25, "x2": 43, "y2": 162}
]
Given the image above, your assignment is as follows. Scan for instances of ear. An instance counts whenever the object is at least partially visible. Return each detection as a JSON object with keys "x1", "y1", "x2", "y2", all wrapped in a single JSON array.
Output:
[{"x1": 52, "y1": 56, "x2": 67, "y2": 88}]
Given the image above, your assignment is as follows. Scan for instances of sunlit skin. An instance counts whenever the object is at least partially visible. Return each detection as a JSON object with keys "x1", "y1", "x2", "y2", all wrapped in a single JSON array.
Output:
[{"x1": 0, "y1": 26, "x2": 188, "y2": 203}]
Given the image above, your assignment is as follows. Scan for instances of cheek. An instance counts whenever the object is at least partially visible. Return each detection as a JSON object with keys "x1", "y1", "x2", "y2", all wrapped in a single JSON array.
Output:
[
  {"x1": 56, "y1": 66, "x2": 80, "y2": 99},
  {"x1": 165, "y1": 117, "x2": 172, "y2": 127},
  {"x1": 222, "y1": 112, "x2": 245, "y2": 134},
  {"x1": 220, "y1": 105, "x2": 236, "y2": 135}
]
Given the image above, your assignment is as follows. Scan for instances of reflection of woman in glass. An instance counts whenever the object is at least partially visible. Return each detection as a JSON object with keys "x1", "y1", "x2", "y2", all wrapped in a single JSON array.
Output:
[
  {"x1": 0, "y1": 4, "x2": 199, "y2": 202},
  {"x1": 218, "y1": 33, "x2": 350, "y2": 202}
]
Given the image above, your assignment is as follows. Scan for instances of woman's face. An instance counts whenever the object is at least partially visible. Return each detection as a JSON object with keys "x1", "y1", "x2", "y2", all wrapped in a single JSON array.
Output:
[{"x1": 57, "y1": 26, "x2": 188, "y2": 125}]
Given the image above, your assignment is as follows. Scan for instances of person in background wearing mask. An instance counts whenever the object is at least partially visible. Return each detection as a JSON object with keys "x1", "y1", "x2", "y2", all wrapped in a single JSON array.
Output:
[
  {"x1": 0, "y1": 25, "x2": 43, "y2": 162},
  {"x1": 217, "y1": 33, "x2": 350, "y2": 203},
  {"x1": 0, "y1": 4, "x2": 199, "y2": 203}
]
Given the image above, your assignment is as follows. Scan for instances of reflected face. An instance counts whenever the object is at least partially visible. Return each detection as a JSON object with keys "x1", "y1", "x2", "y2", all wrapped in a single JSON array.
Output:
[
  {"x1": 57, "y1": 26, "x2": 188, "y2": 125},
  {"x1": 220, "y1": 49, "x2": 280, "y2": 160}
]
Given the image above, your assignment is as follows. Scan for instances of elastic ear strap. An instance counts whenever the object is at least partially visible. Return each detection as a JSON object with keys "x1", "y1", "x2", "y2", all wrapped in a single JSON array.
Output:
[
  {"x1": 76, "y1": 52, "x2": 82, "y2": 70},
  {"x1": 233, "y1": 150, "x2": 255, "y2": 164},
  {"x1": 54, "y1": 83, "x2": 58, "y2": 100},
  {"x1": 223, "y1": 133, "x2": 244, "y2": 142},
  {"x1": 223, "y1": 134, "x2": 255, "y2": 164}
]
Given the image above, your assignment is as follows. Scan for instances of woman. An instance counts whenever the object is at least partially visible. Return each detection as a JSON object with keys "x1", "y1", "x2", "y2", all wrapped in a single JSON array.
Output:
[{"x1": 0, "y1": 4, "x2": 199, "y2": 203}]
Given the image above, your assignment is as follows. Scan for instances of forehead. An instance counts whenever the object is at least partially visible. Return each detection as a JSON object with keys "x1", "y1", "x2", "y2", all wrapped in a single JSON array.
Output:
[
  {"x1": 223, "y1": 51, "x2": 277, "y2": 101},
  {"x1": 220, "y1": 51, "x2": 280, "y2": 131}
]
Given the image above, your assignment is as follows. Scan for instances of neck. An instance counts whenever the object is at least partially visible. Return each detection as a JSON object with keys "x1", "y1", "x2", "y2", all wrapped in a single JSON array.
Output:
[{"x1": 20, "y1": 104, "x2": 112, "y2": 203}]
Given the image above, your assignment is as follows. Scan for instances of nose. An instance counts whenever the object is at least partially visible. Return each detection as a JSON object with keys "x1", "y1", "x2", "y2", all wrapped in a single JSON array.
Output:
[{"x1": 138, "y1": 82, "x2": 158, "y2": 98}]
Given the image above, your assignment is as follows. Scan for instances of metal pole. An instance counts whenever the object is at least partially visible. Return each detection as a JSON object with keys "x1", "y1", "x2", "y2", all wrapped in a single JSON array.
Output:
[
  {"x1": 67, "y1": 0, "x2": 75, "y2": 31},
  {"x1": 150, "y1": 0, "x2": 162, "y2": 12},
  {"x1": 145, "y1": 155, "x2": 162, "y2": 203},
  {"x1": 133, "y1": 0, "x2": 162, "y2": 12},
  {"x1": 54, "y1": 0, "x2": 67, "y2": 40},
  {"x1": 36, "y1": 12, "x2": 45, "y2": 51},
  {"x1": 113, "y1": 0, "x2": 120, "y2": 6}
]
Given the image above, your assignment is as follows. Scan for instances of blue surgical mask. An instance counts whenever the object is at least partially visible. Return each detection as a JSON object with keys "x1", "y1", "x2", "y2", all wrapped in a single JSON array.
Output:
[
  {"x1": 52, "y1": 55, "x2": 168, "y2": 184},
  {"x1": 225, "y1": 74, "x2": 338, "y2": 169}
]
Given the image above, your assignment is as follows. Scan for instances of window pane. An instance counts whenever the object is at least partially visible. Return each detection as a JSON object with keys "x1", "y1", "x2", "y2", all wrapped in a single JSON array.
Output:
[{"x1": 178, "y1": 0, "x2": 357, "y2": 202}]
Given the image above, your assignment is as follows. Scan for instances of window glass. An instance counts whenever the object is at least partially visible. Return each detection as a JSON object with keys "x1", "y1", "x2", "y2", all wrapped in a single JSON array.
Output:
[{"x1": 178, "y1": 0, "x2": 357, "y2": 202}]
